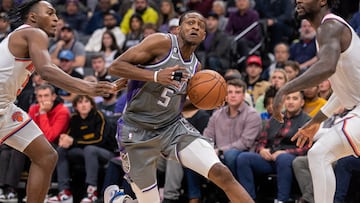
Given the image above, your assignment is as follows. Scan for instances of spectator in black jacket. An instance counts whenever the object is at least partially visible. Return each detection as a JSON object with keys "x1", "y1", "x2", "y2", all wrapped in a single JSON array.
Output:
[{"x1": 48, "y1": 95, "x2": 116, "y2": 203}]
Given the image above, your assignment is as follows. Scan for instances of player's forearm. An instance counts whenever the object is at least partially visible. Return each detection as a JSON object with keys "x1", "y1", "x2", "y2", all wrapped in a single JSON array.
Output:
[
  {"x1": 311, "y1": 111, "x2": 328, "y2": 125},
  {"x1": 281, "y1": 60, "x2": 335, "y2": 95},
  {"x1": 39, "y1": 65, "x2": 92, "y2": 95},
  {"x1": 109, "y1": 61, "x2": 154, "y2": 82}
]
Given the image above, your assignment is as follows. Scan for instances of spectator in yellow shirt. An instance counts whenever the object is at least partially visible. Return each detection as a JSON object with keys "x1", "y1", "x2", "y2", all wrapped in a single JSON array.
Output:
[{"x1": 120, "y1": 0, "x2": 159, "y2": 34}]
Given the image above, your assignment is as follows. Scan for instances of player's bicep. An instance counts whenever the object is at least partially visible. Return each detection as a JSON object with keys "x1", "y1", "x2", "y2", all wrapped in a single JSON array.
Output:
[
  {"x1": 316, "y1": 21, "x2": 343, "y2": 69},
  {"x1": 27, "y1": 30, "x2": 53, "y2": 72},
  {"x1": 118, "y1": 34, "x2": 170, "y2": 65},
  {"x1": 119, "y1": 45, "x2": 154, "y2": 64}
]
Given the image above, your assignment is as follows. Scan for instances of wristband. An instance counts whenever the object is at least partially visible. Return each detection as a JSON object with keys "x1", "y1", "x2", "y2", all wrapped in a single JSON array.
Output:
[{"x1": 154, "y1": 70, "x2": 159, "y2": 82}]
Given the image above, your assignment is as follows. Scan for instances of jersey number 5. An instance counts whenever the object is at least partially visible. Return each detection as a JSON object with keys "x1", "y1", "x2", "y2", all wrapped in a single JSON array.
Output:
[{"x1": 157, "y1": 88, "x2": 174, "y2": 107}]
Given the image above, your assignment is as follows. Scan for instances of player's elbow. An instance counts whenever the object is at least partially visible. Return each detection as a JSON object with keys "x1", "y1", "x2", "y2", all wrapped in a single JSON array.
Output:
[
  {"x1": 37, "y1": 65, "x2": 56, "y2": 81},
  {"x1": 108, "y1": 61, "x2": 123, "y2": 76}
]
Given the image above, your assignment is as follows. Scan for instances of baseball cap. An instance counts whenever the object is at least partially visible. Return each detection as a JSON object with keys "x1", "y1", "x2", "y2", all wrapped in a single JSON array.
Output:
[
  {"x1": 168, "y1": 18, "x2": 179, "y2": 28},
  {"x1": 246, "y1": 55, "x2": 262, "y2": 67},
  {"x1": 58, "y1": 50, "x2": 75, "y2": 61},
  {"x1": 61, "y1": 24, "x2": 73, "y2": 32}
]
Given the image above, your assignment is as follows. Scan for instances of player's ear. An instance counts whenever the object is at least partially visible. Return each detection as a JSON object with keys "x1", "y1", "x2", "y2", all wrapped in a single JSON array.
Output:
[
  {"x1": 320, "y1": 0, "x2": 327, "y2": 7},
  {"x1": 28, "y1": 12, "x2": 37, "y2": 24}
]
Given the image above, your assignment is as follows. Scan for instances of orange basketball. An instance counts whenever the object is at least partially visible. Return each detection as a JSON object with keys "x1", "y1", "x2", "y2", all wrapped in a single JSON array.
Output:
[{"x1": 187, "y1": 70, "x2": 227, "y2": 110}]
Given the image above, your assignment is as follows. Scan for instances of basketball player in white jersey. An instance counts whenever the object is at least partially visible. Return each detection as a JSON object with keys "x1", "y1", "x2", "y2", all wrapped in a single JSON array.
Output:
[
  {"x1": 272, "y1": 0, "x2": 360, "y2": 202},
  {"x1": 104, "y1": 11, "x2": 254, "y2": 203},
  {"x1": 0, "y1": 1, "x2": 120, "y2": 202}
]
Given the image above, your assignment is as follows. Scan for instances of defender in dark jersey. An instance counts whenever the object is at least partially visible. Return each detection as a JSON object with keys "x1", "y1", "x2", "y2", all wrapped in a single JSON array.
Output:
[{"x1": 105, "y1": 11, "x2": 254, "y2": 203}]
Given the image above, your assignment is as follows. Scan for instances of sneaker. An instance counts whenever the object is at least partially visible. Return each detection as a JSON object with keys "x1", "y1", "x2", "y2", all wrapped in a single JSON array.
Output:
[
  {"x1": 47, "y1": 190, "x2": 73, "y2": 203},
  {"x1": 0, "y1": 194, "x2": 6, "y2": 202},
  {"x1": 80, "y1": 185, "x2": 98, "y2": 203},
  {"x1": 104, "y1": 185, "x2": 133, "y2": 203},
  {"x1": 5, "y1": 192, "x2": 18, "y2": 203}
]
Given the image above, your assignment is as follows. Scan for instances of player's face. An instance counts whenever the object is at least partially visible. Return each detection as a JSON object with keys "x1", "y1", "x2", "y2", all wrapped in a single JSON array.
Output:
[
  {"x1": 284, "y1": 92, "x2": 304, "y2": 115},
  {"x1": 179, "y1": 13, "x2": 206, "y2": 45},
  {"x1": 296, "y1": 0, "x2": 323, "y2": 20},
  {"x1": 34, "y1": 1, "x2": 58, "y2": 37},
  {"x1": 226, "y1": 85, "x2": 245, "y2": 107}
]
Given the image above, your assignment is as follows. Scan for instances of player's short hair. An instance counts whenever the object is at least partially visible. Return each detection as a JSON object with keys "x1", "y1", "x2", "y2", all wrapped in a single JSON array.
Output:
[
  {"x1": 9, "y1": 0, "x2": 41, "y2": 28},
  {"x1": 179, "y1": 10, "x2": 204, "y2": 26},
  {"x1": 226, "y1": 78, "x2": 247, "y2": 93},
  {"x1": 327, "y1": 0, "x2": 340, "y2": 9}
]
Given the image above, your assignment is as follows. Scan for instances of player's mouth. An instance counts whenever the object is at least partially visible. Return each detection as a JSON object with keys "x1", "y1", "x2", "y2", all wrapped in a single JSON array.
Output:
[{"x1": 296, "y1": 6, "x2": 304, "y2": 14}]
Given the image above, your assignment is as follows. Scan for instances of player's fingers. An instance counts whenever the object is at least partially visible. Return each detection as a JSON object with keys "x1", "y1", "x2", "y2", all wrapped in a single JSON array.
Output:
[
  {"x1": 296, "y1": 136, "x2": 301, "y2": 147},
  {"x1": 170, "y1": 80, "x2": 181, "y2": 88},
  {"x1": 112, "y1": 78, "x2": 128, "y2": 91},
  {"x1": 273, "y1": 111, "x2": 284, "y2": 123},
  {"x1": 297, "y1": 136, "x2": 307, "y2": 148},
  {"x1": 308, "y1": 139, "x2": 314, "y2": 148},
  {"x1": 173, "y1": 65, "x2": 187, "y2": 71},
  {"x1": 97, "y1": 81, "x2": 115, "y2": 89},
  {"x1": 98, "y1": 81, "x2": 117, "y2": 93}
]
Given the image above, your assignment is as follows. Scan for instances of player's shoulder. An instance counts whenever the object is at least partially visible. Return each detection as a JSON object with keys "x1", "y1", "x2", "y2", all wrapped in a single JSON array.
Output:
[
  {"x1": 11, "y1": 27, "x2": 48, "y2": 41},
  {"x1": 139, "y1": 33, "x2": 172, "y2": 50},
  {"x1": 143, "y1": 33, "x2": 171, "y2": 43}
]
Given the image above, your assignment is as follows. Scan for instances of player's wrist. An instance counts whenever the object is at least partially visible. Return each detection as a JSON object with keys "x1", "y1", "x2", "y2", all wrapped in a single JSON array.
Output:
[{"x1": 154, "y1": 70, "x2": 160, "y2": 82}]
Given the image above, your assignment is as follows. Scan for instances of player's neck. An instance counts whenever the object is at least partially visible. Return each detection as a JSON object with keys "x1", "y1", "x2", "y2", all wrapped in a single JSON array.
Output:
[
  {"x1": 310, "y1": 10, "x2": 332, "y2": 29},
  {"x1": 177, "y1": 37, "x2": 197, "y2": 59}
]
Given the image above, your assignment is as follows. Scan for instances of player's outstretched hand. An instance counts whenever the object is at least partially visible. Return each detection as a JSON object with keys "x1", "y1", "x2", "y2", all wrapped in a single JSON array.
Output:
[
  {"x1": 291, "y1": 121, "x2": 320, "y2": 148},
  {"x1": 91, "y1": 80, "x2": 117, "y2": 97},
  {"x1": 112, "y1": 78, "x2": 128, "y2": 92},
  {"x1": 272, "y1": 89, "x2": 285, "y2": 123},
  {"x1": 156, "y1": 65, "x2": 191, "y2": 88}
]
